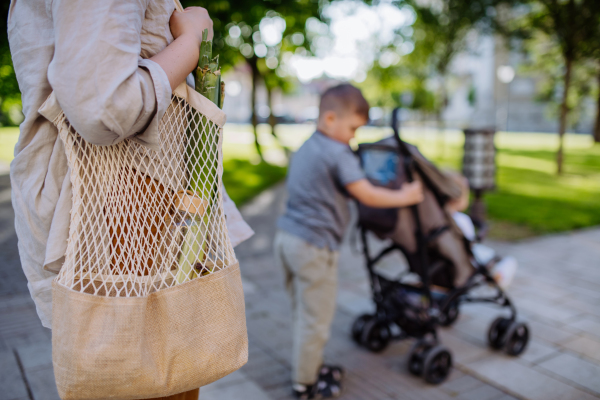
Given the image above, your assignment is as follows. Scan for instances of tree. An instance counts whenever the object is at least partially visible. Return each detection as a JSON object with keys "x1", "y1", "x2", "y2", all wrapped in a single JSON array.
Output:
[
  {"x1": 0, "y1": 2, "x2": 22, "y2": 127},
  {"x1": 520, "y1": 33, "x2": 597, "y2": 136},
  {"x1": 511, "y1": 0, "x2": 600, "y2": 173},
  {"x1": 263, "y1": 69, "x2": 296, "y2": 156},
  {"x1": 358, "y1": 47, "x2": 437, "y2": 121},
  {"x1": 183, "y1": 0, "x2": 323, "y2": 162},
  {"x1": 579, "y1": 11, "x2": 600, "y2": 143},
  {"x1": 592, "y1": 64, "x2": 600, "y2": 143},
  {"x1": 403, "y1": 0, "x2": 516, "y2": 148}
]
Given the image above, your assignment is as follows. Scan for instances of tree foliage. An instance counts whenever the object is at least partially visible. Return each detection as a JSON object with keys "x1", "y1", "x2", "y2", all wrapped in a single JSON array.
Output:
[
  {"x1": 507, "y1": 0, "x2": 600, "y2": 172},
  {"x1": 182, "y1": 0, "x2": 323, "y2": 161},
  {"x1": 0, "y1": 1, "x2": 22, "y2": 127},
  {"x1": 404, "y1": 0, "x2": 518, "y2": 114}
]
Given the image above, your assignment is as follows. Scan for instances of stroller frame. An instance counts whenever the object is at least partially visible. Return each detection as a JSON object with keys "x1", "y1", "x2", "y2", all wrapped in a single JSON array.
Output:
[{"x1": 351, "y1": 108, "x2": 529, "y2": 384}]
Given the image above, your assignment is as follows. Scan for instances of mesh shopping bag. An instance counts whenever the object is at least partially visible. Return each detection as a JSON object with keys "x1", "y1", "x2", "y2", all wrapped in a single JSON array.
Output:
[{"x1": 38, "y1": 82, "x2": 247, "y2": 400}]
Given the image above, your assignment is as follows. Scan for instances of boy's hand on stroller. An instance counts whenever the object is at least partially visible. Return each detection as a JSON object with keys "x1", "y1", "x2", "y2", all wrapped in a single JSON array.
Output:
[
  {"x1": 170, "y1": 7, "x2": 213, "y2": 46},
  {"x1": 400, "y1": 181, "x2": 424, "y2": 206},
  {"x1": 346, "y1": 179, "x2": 423, "y2": 208}
]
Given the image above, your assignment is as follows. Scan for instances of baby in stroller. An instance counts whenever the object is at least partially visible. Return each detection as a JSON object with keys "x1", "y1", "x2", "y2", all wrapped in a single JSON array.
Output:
[
  {"x1": 350, "y1": 122, "x2": 529, "y2": 384},
  {"x1": 445, "y1": 172, "x2": 518, "y2": 290}
]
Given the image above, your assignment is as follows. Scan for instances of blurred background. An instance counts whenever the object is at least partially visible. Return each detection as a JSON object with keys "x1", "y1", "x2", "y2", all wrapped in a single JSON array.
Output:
[
  {"x1": 1, "y1": 1, "x2": 600, "y2": 240},
  {"x1": 1, "y1": 2, "x2": 600, "y2": 400}
]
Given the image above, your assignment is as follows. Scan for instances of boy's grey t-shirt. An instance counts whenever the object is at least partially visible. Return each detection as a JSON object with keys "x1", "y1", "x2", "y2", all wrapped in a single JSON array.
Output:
[{"x1": 278, "y1": 131, "x2": 366, "y2": 250}]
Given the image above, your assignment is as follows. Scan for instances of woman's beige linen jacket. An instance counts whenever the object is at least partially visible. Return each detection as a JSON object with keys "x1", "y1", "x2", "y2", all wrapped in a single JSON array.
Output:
[{"x1": 7, "y1": 0, "x2": 253, "y2": 328}]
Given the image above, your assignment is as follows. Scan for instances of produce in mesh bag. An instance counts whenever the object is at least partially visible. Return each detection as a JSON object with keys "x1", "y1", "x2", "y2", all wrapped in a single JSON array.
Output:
[{"x1": 175, "y1": 29, "x2": 225, "y2": 282}]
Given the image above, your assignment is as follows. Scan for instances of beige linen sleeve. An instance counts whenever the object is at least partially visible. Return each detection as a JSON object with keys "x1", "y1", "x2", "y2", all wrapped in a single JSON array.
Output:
[
  {"x1": 47, "y1": 0, "x2": 172, "y2": 151},
  {"x1": 222, "y1": 185, "x2": 254, "y2": 247}
]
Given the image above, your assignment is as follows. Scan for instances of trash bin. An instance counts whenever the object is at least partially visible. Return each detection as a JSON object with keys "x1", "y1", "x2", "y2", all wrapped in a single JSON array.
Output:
[{"x1": 462, "y1": 129, "x2": 496, "y2": 227}]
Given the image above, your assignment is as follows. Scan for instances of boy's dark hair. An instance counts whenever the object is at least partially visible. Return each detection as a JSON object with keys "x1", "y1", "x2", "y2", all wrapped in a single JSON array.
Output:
[{"x1": 319, "y1": 83, "x2": 369, "y2": 120}]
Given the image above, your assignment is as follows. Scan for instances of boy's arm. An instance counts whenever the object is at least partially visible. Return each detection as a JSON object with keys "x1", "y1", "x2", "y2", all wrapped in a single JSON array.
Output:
[{"x1": 346, "y1": 179, "x2": 424, "y2": 208}]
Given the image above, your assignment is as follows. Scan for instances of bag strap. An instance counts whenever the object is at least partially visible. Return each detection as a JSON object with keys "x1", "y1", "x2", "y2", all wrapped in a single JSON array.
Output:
[{"x1": 173, "y1": 0, "x2": 184, "y2": 12}]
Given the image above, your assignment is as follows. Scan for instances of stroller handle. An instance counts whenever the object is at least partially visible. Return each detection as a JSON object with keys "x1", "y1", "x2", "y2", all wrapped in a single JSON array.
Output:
[
  {"x1": 391, "y1": 107, "x2": 404, "y2": 151},
  {"x1": 391, "y1": 107, "x2": 433, "y2": 304},
  {"x1": 391, "y1": 107, "x2": 414, "y2": 175}
]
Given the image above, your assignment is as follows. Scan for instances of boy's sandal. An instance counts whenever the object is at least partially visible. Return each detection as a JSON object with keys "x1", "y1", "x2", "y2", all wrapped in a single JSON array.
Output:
[
  {"x1": 293, "y1": 365, "x2": 345, "y2": 399},
  {"x1": 318, "y1": 364, "x2": 345, "y2": 383},
  {"x1": 315, "y1": 378, "x2": 342, "y2": 398},
  {"x1": 316, "y1": 364, "x2": 344, "y2": 398}
]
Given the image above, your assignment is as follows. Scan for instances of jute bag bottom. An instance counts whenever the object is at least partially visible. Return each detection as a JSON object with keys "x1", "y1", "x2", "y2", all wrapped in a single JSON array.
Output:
[{"x1": 52, "y1": 263, "x2": 247, "y2": 400}]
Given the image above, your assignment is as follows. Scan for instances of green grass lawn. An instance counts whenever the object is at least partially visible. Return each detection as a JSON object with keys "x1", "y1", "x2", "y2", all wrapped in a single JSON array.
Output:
[
  {"x1": 2, "y1": 125, "x2": 599, "y2": 238},
  {"x1": 222, "y1": 158, "x2": 286, "y2": 205},
  {"x1": 0, "y1": 127, "x2": 18, "y2": 163}
]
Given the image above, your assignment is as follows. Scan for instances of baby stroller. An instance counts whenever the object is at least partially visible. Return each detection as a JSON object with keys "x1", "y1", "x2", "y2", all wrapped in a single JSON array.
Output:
[{"x1": 350, "y1": 109, "x2": 530, "y2": 384}]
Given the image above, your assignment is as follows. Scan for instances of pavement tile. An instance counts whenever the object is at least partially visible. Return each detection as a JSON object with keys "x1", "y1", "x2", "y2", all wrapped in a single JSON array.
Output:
[
  {"x1": 201, "y1": 378, "x2": 273, "y2": 400},
  {"x1": 561, "y1": 334, "x2": 600, "y2": 363},
  {"x1": 336, "y1": 289, "x2": 374, "y2": 316},
  {"x1": 243, "y1": 359, "x2": 290, "y2": 389},
  {"x1": 437, "y1": 329, "x2": 490, "y2": 365},
  {"x1": 203, "y1": 370, "x2": 248, "y2": 389},
  {"x1": 494, "y1": 396, "x2": 520, "y2": 400},
  {"x1": 0, "y1": 294, "x2": 35, "y2": 312},
  {"x1": 538, "y1": 352, "x2": 600, "y2": 395},
  {"x1": 569, "y1": 316, "x2": 600, "y2": 338},
  {"x1": 559, "y1": 298, "x2": 600, "y2": 320},
  {"x1": 449, "y1": 314, "x2": 495, "y2": 346},
  {"x1": 526, "y1": 318, "x2": 577, "y2": 345},
  {"x1": 16, "y1": 341, "x2": 53, "y2": 371},
  {"x1": 465, "y1": 355, "x2": 598, "y2": 400},
  {"x1": 0, "y1": 350, "x2": 29, "y2": 400},
  {"x1": 25, "y1": 366, "x2": 61, "y2": 400},
  {"x1": 264, "y1": 384, "x2": 295, "y2": 400},
  {"x1": 516, "y1": 298, "x2": 584, "y2": 324},
  {"x1": 519, "y1": 339, "x2": 560, "y2": 365},
  {"x1": 440, "y1": 374, "x2": 484, "y2": 395},
  {"x1": 458, "y1": 384, "x2": 507, "y2": 400}
]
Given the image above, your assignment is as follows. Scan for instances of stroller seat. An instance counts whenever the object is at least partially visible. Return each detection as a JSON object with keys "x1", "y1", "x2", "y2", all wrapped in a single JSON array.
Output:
[{"x1": 350, "y1": 130, "x2": 530, "y2": 384}]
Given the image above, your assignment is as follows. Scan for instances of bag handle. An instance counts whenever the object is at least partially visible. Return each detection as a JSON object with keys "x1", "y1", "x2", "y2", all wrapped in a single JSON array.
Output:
[{"x1": 173, "y1": 0, "x2": 184, "y2": 12}]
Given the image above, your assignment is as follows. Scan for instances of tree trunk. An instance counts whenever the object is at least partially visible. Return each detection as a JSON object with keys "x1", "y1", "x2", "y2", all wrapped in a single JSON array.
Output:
[
  {"x1": 266, "y1": 86, "x2": 291, "y2": 159},
  {"x1": 437, "y1": 79, "x2": 447, "y2": 159},
  {"x1": 557, "y1": 57, "x2": 573, "y2": 175},
  {"x1": 594, "y1": 70, "x2": 600, "y2": 143},
  {"x1": 267, "y1": 85, "x2": 277, "y2": 135},
  {"x1": 248, "y1": 58, "x2": 264, "y2": 162}
]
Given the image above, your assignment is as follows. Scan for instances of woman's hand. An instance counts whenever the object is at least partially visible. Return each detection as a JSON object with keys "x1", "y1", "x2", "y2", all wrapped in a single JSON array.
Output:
[
  {"x1": 151, "y1": 7, "x2": 213, "y2": 91},
  {"x1": 169, "y1": 7, "x2": 213, "y2": 46}
]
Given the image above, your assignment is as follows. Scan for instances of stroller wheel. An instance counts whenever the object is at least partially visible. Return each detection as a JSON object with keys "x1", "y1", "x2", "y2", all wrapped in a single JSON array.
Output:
[
  {"x1": 438, "y1": 301, "x2": 460, "y2": 327},
  {"x1": 360, "y1": 318, "x2": 391, "y2": 353},
  {"x1": 351, "y1": 314, "x2": 374, "y2": 344},
  {"x1": 488, "y1": 317, "x2": 511, "y2": 349},
  {"x1": 407, "y1": 339, "x2": 431, "y2": 376},
  {"x1": 422, "y1": 345, "x2": 452, "y2": 384},
  {"x1": 503, "y1": 322, "x2": 529, "y2": 356}
]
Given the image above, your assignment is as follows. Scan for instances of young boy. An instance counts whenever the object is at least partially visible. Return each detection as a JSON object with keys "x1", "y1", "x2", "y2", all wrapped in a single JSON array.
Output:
[{"x1": 274, "y1": 84, "x2": 424, "y2": 399}]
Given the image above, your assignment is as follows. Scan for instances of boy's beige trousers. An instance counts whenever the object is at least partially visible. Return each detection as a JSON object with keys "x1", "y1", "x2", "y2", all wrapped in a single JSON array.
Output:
[{"x1": 274, "y1": 230, "x2": 339, "y2": 385}]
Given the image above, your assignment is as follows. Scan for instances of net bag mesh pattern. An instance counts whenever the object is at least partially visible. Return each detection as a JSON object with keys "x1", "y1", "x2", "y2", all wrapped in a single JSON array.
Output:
[
  {"x1": 45, "y1": 83, "x2": 247, "y2": 400},
  {"x1": 55, "y1": 89, "x2": 236, "y2": 296}
]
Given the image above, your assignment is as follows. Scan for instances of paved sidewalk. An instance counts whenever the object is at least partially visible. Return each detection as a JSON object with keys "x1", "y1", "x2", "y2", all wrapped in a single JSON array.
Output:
[
  {"x1": 1, "y1": 177, "x2": 600, "y2": 400},
  {"x1": 233, "y1": 185, "x2": 600, "y2": 400}
]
